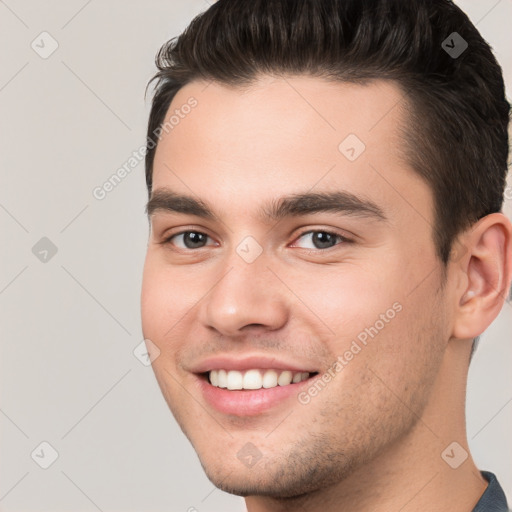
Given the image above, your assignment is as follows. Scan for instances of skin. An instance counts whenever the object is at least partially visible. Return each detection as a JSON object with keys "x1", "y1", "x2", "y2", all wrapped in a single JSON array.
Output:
[{"x1": 140, "y1": 76, "x2": 512, "y2": 512}]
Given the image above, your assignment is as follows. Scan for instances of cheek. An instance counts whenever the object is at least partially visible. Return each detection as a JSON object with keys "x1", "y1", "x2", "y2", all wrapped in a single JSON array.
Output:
[
  {"x1": 141, "y1": 258, "x2": 167, "y2": 338},
  {"x1": 288, "y1": 264, "x2": 402, "y2": 341},
  {"x1": 140, "y1": 257, "x2": 199, "y2": 418},
  {"x1": 140, "y1": 254, "x2": 198, "y2": 337},
  {"x1": 289, "y1": 256, "x2": 440, "y2": 374}
]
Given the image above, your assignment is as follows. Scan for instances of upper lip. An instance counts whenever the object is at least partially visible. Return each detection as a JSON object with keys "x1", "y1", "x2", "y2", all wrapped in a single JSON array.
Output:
[{"x1": 189, "y1": 355, "x2": 319, "y2": 374}]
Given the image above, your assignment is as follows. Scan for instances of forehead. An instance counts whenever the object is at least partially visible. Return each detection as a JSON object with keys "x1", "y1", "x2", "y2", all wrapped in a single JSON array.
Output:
[
  {"x1": 151, "y1": 76, "x2": 431, "y2": 225},
  {"x1": 155, "y1": 76, "x2": 408, "y2": 165}
]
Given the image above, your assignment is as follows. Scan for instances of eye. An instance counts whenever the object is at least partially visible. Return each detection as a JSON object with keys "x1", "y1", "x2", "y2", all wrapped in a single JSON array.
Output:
[
  {"x1": 162, "y1": 230, "x2": 215, "y2": 250},
  {"x1": 160, "y1": 229, "x2": 350, "y2": 252},
  {"x1": 292, "y1": 230, "x2": 348, "y2": 250}
]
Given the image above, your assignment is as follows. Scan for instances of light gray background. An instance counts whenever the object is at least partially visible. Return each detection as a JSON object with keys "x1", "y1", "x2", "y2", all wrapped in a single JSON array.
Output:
[{"x1": 0, "y1": 1, "x2": 511, "y2": 511}]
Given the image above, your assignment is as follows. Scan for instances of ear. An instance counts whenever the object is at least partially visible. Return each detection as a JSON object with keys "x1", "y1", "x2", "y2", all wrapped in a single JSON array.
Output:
[{"x1": 451, "y1": 212, "x2": 512, "y2": 340}]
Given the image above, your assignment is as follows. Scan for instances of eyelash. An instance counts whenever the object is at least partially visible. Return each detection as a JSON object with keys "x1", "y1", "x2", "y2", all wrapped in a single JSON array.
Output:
[{"x1": 159, "y1": 228, "x2": 352, "y2": 253}]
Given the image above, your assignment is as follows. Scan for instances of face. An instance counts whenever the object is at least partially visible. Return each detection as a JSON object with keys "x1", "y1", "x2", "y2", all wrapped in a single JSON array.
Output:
[{"x1": 141, "y1": 76, "x2": 452, "y2": 498}]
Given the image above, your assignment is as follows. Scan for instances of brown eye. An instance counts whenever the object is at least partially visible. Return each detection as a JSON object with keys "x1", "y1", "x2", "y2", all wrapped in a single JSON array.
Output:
[
  {"x1": 165, "y1": 231, "x2": 212, "y2": 249},
  {"x1": 293, "y1": 230, "x2": 347, "y2": 250}
]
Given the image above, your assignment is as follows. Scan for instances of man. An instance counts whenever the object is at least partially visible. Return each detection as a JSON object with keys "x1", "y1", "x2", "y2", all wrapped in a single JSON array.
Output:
[{"x1": 140, "y1": 0, "x2": 511, "y2": 510}]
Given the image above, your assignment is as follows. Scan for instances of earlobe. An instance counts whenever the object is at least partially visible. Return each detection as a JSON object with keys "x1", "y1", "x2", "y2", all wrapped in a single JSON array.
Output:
[{"x1": 452, "y1": 213, "x2": 512, "y2": 340}]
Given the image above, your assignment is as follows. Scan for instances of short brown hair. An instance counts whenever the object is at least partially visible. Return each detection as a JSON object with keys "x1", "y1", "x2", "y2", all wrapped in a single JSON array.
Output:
[{"x1": 145, "y1": 0, "x2": 510, "y2": 264}]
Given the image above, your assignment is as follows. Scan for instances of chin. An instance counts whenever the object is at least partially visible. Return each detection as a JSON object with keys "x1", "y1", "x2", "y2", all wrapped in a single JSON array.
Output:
[
  {"x1": 202, "y1": 467, "x2": 327, "y2": 500},
  {"x1": 195, "y1": 445, "x2": 355, "y2": 500}
]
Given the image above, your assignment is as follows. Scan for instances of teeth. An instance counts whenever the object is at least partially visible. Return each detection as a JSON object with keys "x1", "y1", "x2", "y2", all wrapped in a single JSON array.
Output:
[
  {"x1": 262, "y1": 370, "x2": 278, "y2": 388},
  {"x1": 217, "y1": 369, "x2": 227, "y2": 388},
  {"x1": 208, "y1": 369, "x2": 311, "y2": 390},
  {"x1": 226, "y1": 370, "x2": 243, "y2": 390},
  {"x1": 243, "y1": 369, "x2": 263, "y2": 390},
  {"x1": 210, "y1": 370, "x2": 219, "y2": 386},
  {"x1": 277, "y1": 370, "x2": 292, "y2": 386}
]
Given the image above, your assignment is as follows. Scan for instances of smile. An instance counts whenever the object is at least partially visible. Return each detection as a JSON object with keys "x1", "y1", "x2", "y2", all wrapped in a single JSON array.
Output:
[
  {"x1": 207, "y1": 368, "x2": 315, "y2": 390},
  {"x1": 196, "y1": 369, "x2": 320, "y2": 416}
]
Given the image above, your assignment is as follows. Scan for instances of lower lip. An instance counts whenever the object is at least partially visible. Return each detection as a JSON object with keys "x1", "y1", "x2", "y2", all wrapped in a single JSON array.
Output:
[{"x1": 197, "y1": 374, "x2": 316, "y2": 416}]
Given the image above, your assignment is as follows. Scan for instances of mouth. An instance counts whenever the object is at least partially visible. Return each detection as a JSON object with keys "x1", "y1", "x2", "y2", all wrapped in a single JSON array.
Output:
[
  {"x1": 201, "y1": 368, "x2": 319, "y2": 390},
  {"x1": 195, "y1": 368, "x2": 320, "y2": 416}
]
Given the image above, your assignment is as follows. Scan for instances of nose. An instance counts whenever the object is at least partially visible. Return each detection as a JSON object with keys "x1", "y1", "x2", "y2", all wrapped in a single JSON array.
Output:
[{"x1": 199, "y1": 249, "x2": 289, "y2": 337}]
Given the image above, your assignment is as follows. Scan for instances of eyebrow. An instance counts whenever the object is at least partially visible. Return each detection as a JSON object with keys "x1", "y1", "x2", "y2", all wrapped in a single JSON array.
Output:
[{"x1": 145, "y1": 188, "x2": 387, "y2": 223}]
